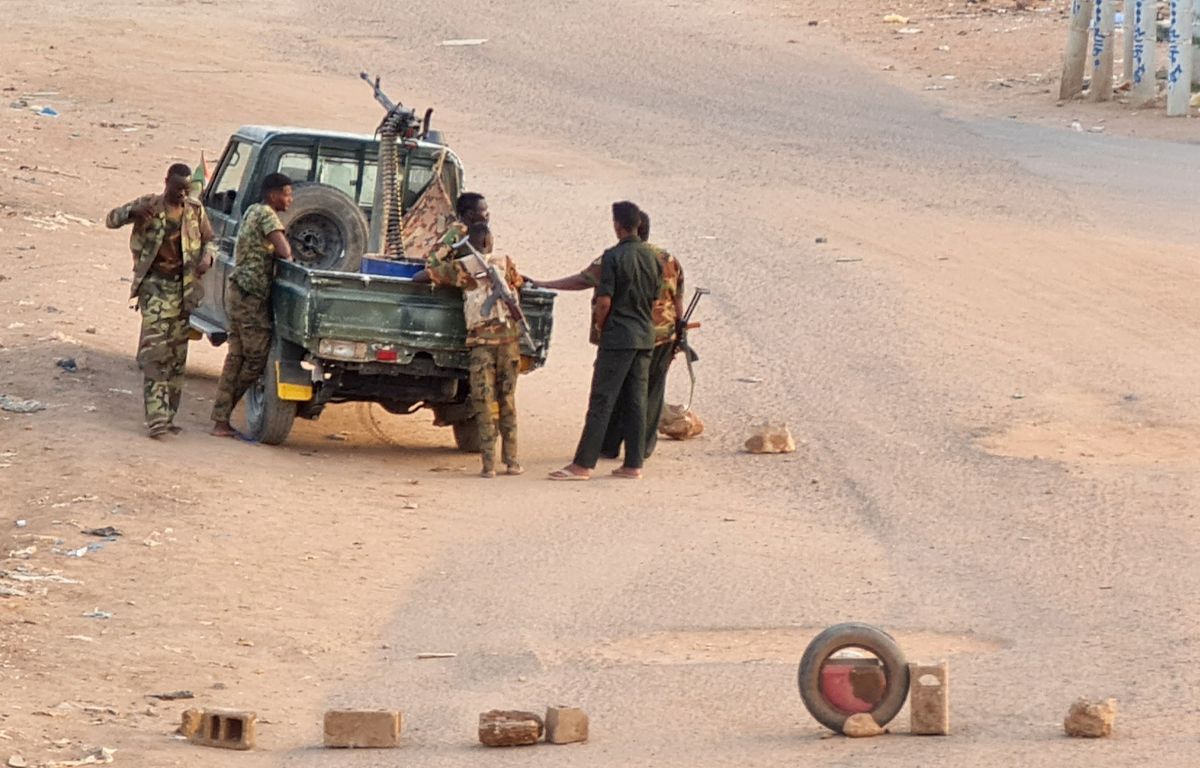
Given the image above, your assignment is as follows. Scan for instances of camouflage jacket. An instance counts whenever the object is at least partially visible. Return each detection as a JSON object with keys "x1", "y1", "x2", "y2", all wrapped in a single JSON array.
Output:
[
  {"x1": 580, "y1": 240, "x2": 681, "y2": 346},
  {"x1": 106, "y1": 194, "x2": 215, "y2": 312},
  {"x1": 230, "y1": 203, "x2": 286, "y2": 300},
  {"x1": 428, "y1": 251, "x2": 525, "y2": 347},
  {"x1": 425, "y1": 220, "x2": 469, "y2": 270}
]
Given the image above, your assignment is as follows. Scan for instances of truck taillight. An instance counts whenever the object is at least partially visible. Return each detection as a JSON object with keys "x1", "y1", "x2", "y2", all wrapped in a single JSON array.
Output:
[
  {"x1": 317, "y1": 339, "x2": 368, "y2": 361},
  {"x1": 376, "y1": 348, "x2": 398, "y2": 362}
]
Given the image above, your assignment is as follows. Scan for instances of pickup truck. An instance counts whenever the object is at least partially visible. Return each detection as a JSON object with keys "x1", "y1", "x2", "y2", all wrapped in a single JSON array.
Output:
[{"x1": 189, "y1": 125, "x2": 556, "y2": 449}]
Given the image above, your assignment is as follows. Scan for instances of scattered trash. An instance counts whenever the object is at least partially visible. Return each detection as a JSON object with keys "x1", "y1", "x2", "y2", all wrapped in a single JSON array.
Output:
[
  {"x1": 1, "y1": 569, "x2": 80, "y2": 584},
  {"x1": 107, "y1": 388, "x2": 134, "y2": 396},
  {"x1": 65, "y1": 635, "x2": 96, "y2": 643},
  {"x1": 0, "y1": 395, "x2": 46, "y2": 414},
  {"x1": 325, "y1": 431, "x2": 350, "y2": 442},
  {"x1": 148, "y1": 691, "x2": 194, "y2": 701},
  {"x1": 47, "y1": 747, "x2": 116, "y2": 767},
  {"x1": 842, "y1": 713, "x2": 886, "y2": 738},
  {"x1": 896, "y1": 27, "x2": 923, "y2": 35},
  {"x1": 936, "y1": 45, "x2": 951, "y2": 52},
  {"x1": 143, "y1": 531, "x2": 165, "y2": 548},
  {"x1": 36, "y1": 107, "x2": 60, "y2": 118},
  {"x1": 0, "y1": 586, "x2": 28, "y2": 598},
  {"x1": 1011, "y1": 392, "x2": 1025, "y2": 400},
  {"x1": 56, "y1": 357, "x2": 79, "y2": 373},
  {"x1": 236, "y1": 638, "x2": 255, "y2": 647},
  {"x1": 1070, "y1": 120, "x2": 1084, "y2": 132},
  {"x1": 83, "y1": 527, "x2": 121, "y2": 538},
  {"x1": 416, "y1": 652, "x2": 457, "y2": 659},
  {"x1": 835, "y1": 257, "x2": 864, "y2": 263},
  {"x1": 8, "y1": 546, "x2": 36, "y2": 559},
  {"x1": 1088, "y1": 125, "x2": 1106, "y2": 134},
  {"x1": 815, "y1": 236, "x2": 828, "y2": 244},
  {"x1": 82, "y1": 609, "x2": 113, "y2": 620},
  {"x1": 14, "y1": 520, "x2": 26, "y2": 528},
  {"x1": 52, "y1": 495, "x2": 100, "y2": 508},
  {"x1": 881, "y1": 64, "x2": 896, "y2": 71},
  {"x1": 85, "y1": 326, "x2": 98, "y2": 335},
  {"x1": 440, "y1": 38, "x2": 488, "y2": 46},
  {"x1": 883, "y1": 13, "x2": 909, "y2": 24},
  {"x1": 7, "y1": 754, "x2": 26, "y2": 767},
  {"x1": 923, "y1": 85, "x2": 947, "y2": 91},
  {"x1": 736, "y1": 376, "x2": 764, "y2": 384},
  {"x1": 65, "y1": 541, "x2": 108, "y2": 558},
  {"x1": 697, "y1": 235, "x2": 718, "y2": 240}
]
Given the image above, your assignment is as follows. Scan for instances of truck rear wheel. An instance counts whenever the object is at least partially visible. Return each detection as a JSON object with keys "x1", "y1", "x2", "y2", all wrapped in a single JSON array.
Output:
[
  {"x1": 281, "y1": 183, "x2": 368, "y2": 272},
  {"x1": 451, "y1": 420, "x2": 481, "y2": 453},
  {"x1": 245, "y1": 339, "x2": 299, "y2": 445}
]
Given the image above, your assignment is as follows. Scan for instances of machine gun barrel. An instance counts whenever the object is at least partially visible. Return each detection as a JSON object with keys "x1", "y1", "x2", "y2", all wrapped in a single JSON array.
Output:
[{"x1": 359, "y1": 71, "x2": 398, "y2": 112}]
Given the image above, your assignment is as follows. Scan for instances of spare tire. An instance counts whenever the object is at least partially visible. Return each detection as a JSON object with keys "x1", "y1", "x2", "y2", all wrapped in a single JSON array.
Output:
[
  {"x1": 280, "y1": 183, "x2": 368, "y2": 272},
  {"x1": 797, "y1": 623, "x2": 910, "y2": 733}
]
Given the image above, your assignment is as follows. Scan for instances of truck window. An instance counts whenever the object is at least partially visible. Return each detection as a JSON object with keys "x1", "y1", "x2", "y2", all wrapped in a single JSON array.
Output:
[
  {"x1": 316, "y1": 157, "x2": 362, "y2": 202},
  {"x1": 278, "y1": 151, "x2": 315, "y2": 183},
  {"x1": 209, "y1": 141, "x2": 251, "y2": 214}
]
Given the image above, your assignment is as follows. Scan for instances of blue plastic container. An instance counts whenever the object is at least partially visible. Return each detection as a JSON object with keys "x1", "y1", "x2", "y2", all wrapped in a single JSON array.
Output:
[{"x1": 361, "y1": 257, "x2": 423, "y2": 279}]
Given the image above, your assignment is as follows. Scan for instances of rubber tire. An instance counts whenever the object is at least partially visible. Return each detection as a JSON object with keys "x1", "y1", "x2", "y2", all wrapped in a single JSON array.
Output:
[
  {"x1": 451, "y1": 420, "x2": 481, "y2": 453},
  {"x1": 279, "y1": 183, "x2": 368, "y2": 272},
  {"x1": 797, "y1": 623, "x2": 910, "y2": 733},
  {"x1": 244, "y1": 338, "x2": 299, "y2": 446}
]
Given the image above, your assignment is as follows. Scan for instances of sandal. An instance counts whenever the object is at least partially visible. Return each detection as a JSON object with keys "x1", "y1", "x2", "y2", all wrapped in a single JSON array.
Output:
[
  {"x1": 548, "y1": 468, "x2": 590, "y2": 481},
  {"x1": 506, "y1": 463, "x2": 525, "y2": 476}
]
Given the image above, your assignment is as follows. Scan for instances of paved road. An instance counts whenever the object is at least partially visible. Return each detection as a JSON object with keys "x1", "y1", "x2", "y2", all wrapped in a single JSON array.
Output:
[{"x1": 282, "y1": 1, "x2": 1200, "y2": 765}]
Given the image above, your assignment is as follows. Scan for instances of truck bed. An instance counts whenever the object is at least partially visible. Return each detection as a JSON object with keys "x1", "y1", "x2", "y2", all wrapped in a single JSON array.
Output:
[{"x1": 273, "y1": 260, "x2": 556, "y2": 373}]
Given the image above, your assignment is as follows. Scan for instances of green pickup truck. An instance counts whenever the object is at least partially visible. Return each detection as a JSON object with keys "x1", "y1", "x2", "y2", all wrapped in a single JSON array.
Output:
[{"x1": 189, "y1": 125, "x2": 556, "y2": 449}]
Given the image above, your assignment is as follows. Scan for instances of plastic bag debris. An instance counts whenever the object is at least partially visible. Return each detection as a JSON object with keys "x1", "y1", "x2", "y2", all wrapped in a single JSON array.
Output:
[{"x1": 0, "y1": 395, "x2": 46, "y2": 414}]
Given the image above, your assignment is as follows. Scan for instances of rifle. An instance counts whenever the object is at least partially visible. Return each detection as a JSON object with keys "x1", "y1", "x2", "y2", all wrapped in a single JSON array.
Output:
[
  {"x1": 452, "y1": 235, "x2": 537, "y2": 350},
  {"x1": 675, "y1": 287, "x2": 708, "y2": 409}
]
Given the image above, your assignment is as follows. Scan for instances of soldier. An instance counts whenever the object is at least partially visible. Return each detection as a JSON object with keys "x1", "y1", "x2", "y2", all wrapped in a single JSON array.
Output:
[
  {"x1": 415, "y1": 223, "x2": 525, "y2": 477},
  {"x1": 425, "y1": 191, "x2": 489, "y2": 268},
  {"x1": 106, "y1": 163, "x2": 215, "y2": 438},
  {"x1": 533, "y1": 210, "x2": 683, "y2": 462},
  {"x1": 601, "y1": 211, "x2": 684, "y2": 461},
  {"x1": 210, "y1": 173, "x2": 294, "y2": 438},
  {"x1": 547, "y1": 201, "x2": 661, "y2": 480}
]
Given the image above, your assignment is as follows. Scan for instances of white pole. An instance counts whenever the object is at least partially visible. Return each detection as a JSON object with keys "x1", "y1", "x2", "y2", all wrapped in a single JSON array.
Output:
[
  {"x1": 1132, "y1": 0, "x2": 1158, "y2": 104},
  {"x1": 1061, "y1": 0, "x2": 1097, "y2": 100},
  {"x1": 1167, "y1": 0, "x2": 1196, "y2": 115},
  {"x1": 1089, "y1": 0, "x2": 1117, "y2": 101},
  {"x1": 1123, "y1": 0, "x2": 1136, "y2": 84}
]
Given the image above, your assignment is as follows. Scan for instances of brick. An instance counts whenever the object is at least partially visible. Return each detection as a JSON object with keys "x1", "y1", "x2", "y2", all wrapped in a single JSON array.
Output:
[
  {"x1": 545, "y1": 706, "x2": 588, "y2": 745},
  {"x1": 323, "y1": 710, "x2": 403, "y2": 749},
  {"x1": 190, "y1": 709, "x2": 257, "y2": 751},
  {"x1": 178, "y1": 709, "x2": 203, "y2": 739},
  {"x1": 1064, "y1": 698, "x2": 1116, "y2": 738},
  {"x1": 478, "y1": 710, "x2": 543, "y2": 747},
  {"x1": 908, "y1": 662, "x2": 949, "y2": 736}
]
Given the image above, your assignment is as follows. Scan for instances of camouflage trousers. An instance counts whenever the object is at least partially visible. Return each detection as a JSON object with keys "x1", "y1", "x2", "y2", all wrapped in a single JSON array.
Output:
[
  {"x1": 468, "y1": 341, "x2": 520, "y2": 472},
  {"x1": 211, "y1": 282, "x2": 272, "y2": 424},
  {"x1": 137, "y1": 273, "x2": 191, "y2": 430}
]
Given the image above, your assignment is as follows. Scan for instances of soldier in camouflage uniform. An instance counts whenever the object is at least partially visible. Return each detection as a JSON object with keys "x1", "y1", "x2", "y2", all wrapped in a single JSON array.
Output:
[
  {"x1": 417, "y1": 222, "x2": 524, "y2": 478},
  {"x1": 106, "y1": 163, "x2": 215, "y2": 438},
  {"x1": 210, "y1": 173, "x2": 294, "y2": 437},
  {"x1": 532, "y1": 209, "x2": 683, "y2": 462},
  {"x1": 424, "y1": 191, "x2": 489, "y2": 268}
]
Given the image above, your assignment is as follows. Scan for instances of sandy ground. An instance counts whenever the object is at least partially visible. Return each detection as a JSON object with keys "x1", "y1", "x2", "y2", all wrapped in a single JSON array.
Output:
[{"x1": 1, "y1": 1, "x2": 1199, "y2": 767}]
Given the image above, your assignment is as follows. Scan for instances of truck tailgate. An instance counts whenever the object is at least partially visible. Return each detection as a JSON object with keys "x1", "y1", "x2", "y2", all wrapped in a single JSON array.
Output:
[{"x1": 273, "y1": 261, "x2": 555, "y2": 371}]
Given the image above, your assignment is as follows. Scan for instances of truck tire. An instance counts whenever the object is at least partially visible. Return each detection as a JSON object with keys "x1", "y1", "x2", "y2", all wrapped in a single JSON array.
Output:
[
  {"x1": 244, "y1": 338, "x2": 299, "y2": 445},
  {"x1": 797, "y1": 623, "x2": 910, "y2": 733},
  {"x1": 451, "y1": 420, "x2": 482, "y2": 453},
  {"x1": 280, "y1": 183, "x2": 368, "y2": 272}
]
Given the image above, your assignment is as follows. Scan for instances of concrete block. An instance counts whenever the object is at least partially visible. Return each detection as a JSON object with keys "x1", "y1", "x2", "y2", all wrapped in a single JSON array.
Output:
[
  {"x1": 545, "y1": 706, "x2": 588, "y2": 744},
  {"x1": 908, "y1": 661, "x2": 949, "y2": 736},
  {"x1": 178, "y1": 708, "x2": 203, "y2": 739},
  {"x1": 324, "y1": 710, "x2": 403, "y2": 748},
  {"x1": 478, "y1": 710, "x2": 543, "y2": 747},
  {"x1": 191, "y1": 709, "x2": 256, "y2": 750}
]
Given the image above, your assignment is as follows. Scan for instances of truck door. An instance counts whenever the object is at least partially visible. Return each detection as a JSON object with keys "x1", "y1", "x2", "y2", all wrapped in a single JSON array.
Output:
[{"x1": 200, "y1": 139, "x2": 255, "y2": 328}]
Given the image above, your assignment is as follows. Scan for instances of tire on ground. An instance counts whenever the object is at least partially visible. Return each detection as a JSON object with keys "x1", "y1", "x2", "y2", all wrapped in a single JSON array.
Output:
[
  {"x1": 451, "y1": 420, "x2": 481, "y2": 453},
  {"x1": 797, "y1": 622, "x2": 910, "y2": 733},
  {"x1": 245, "y1": 336, "x2": 300, "y2": 445},
  {"x1": 279, "y1": 183, "x2": 368, "y2": 272}
]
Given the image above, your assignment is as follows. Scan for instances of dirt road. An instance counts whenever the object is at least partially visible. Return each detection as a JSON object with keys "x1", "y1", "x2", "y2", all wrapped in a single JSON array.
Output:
[{"x1": 2, "y1": 1, "x2": 1198, "y2": 766}]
